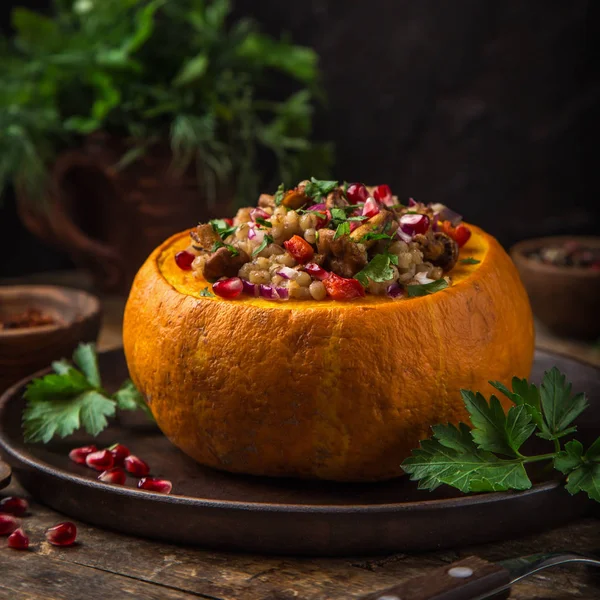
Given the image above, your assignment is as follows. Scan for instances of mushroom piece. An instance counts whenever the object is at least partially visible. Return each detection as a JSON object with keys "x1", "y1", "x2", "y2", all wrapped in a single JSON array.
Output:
[
  {"x1": 414, "y1": 232, "x2": 459, "y2": 272},
  {"x1": 349, "y1": 210, "x2": 394, "y2": 249},
  {"x1": 316, "y1": 228, "x2": 367, "y2": 277},
  {"x1": 325, "y1": 188, "x2": 349, "y2": 209},
  {"x1": 258, "y1": 194, "x2": 275, "y2": 209},
  {"x1": 281, "y1": 180, "x2": 310, "y2": 209},
  {"x1": 203, "y1": 247, "x2": 250, "y2": 280},
  {"x1": 191, "y1": 224, "x2": 221, "y2": 251},
  {"x1": 233, "y1": 207, "x2": 253, "y2": 225}
]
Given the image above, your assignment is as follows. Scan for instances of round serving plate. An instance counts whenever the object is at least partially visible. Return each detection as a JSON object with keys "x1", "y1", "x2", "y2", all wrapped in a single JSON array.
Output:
[{"x1": 0, "y1": 349, "x2": 597, "y2": 556}]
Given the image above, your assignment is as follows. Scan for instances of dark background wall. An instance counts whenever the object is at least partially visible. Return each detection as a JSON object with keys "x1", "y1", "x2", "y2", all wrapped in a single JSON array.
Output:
[{"x1": 1, "y1": 0, "x2": 598, "y2": 277}]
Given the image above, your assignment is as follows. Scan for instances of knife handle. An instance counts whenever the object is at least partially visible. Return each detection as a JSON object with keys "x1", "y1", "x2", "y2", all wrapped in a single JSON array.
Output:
[{"x1": 358, "y1": 556, "x2": 511, "y2": 600}]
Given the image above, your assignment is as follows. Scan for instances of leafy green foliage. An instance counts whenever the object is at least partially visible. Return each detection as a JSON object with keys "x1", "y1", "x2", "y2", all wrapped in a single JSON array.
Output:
[
  {"x1": 355, "y1": 254, "x2": 398, "y2": 287},
  {"x1": 406, "y1": 278, "x2": 449, "y2": 297},
  {"x1": 22, "y1": 343, "x2": 151, "y2": 443},
  {"x1": 304, "y1": 177, "x2": 338, "y2": 200},
  {"x1": 460, "y1": 257, "x2": 480, "y2": 265},
  {"x1": 200, "y1": 286, "x2": 214, "y2": 297},
  {"x1": 402, "y1": 369, "x2": 600, "y2": 503},
  {"x1": 333, "y1": 221, "x2": 350, "y2": 240},
  {"x1": 252, "y1": 234, "x2": 274, "y2": 256},
  {"x1": 1, "y1": 0, "x2": 332, "y2": 205}
]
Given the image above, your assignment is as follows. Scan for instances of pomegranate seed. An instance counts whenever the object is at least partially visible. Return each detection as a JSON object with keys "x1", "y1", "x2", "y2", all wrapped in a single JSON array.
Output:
[
  {"x1": 85, "y1": 449, "x2": 114, "y2": 471},
  {"x1": 346, "y1": 183, "x2": 370, "y2": 204},
  {"x1": 175, "y1": 250, "x2": 194, "y2": 271},
  {"x1": 68, "y1": 445, "x2": 98, "y2": 465},
  {"x1": 0, "y1": 496, "x2": 28, "y2": 517},
  {"x1": 98, "y1": 467, "x2": 126, "y2": 485},
  {"x1": 349, "y1": 221, "x2": 361, "y2": 233},
  {"x1": 315, "y1": 208, "x2": 332, "y2": 230},
  {"x1": 373, "y1": 184, "x2": 394, "y2": 206},
  {"x1": 213, "y1": 277, "x2": 243, "y2": 299},
  {"x1": 138, "y1": 477, "x2": 172, "y2": 494},
  {"x1": 7, "y1": 528, "x2": 29, "y2": 550},
  {"x1": 400, "y1": 213, "x2": 430, "y2": 236},
  {"x1": 46, "y1": 522, "x2": 77, "y2": 547},
  {"x1": 408, "y1": 198, "x2": 418, "y2": 207},
  {"x1": 0, "y1": 514, "x2": 19, "y2": 536},
  {"x1": 362, "y1": 197, "x2": 380, "y2": 219},
  {"x1": 108, "y1": 443, "x2": 130, "y2": 466},
  {"x1": 224, "y1": 218, "x2": 234, "y2": 226},
  {"x1": 303, "y1": 263, "x2": 330, "y2": 281},
  {"x1": 124, "y1": 455, "x2": 150, "y2": 477}
]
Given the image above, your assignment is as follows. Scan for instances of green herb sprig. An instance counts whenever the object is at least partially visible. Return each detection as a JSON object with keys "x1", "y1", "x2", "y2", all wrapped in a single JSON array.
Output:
[
  {"x1": 406, "y1": 279, "x2": 449, "y2": 297},
  {"x1": 22, "y1": 343, "x2": 152, "y2": 443},
  {"x1": 355, "y1": 253, "x2": 399, "y2": 287},
  {"x1": 402, "y1": 368, "x2": 600, "y2": 502}
]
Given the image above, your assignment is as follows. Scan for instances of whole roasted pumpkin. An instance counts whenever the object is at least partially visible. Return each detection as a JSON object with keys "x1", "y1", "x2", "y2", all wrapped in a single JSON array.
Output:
[{"x1": 123, "y1": 225, "x2": 534, "y2": 481}]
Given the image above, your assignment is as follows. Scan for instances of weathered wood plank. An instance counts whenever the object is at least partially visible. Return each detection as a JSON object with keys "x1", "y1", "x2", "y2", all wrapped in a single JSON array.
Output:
[{"x1": 2, "y1": 480, "x2": 599, "y2": 599}]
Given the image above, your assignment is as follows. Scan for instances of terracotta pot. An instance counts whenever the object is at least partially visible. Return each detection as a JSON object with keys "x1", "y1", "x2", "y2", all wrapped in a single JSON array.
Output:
[
  {"x1": 510, "y1": 236, "x2": 600, "y2": 339},
  {"x1": 17, "y1": 133, "x2": 233, "y2": 294}
]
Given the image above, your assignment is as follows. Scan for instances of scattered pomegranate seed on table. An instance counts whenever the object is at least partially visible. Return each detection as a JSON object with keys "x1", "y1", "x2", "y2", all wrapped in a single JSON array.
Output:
[
  {"x1": 175, "y1": 250, "x2": 194, "y2": 271},
  {"x1": 124, "y1": 455, "x2": 150, "y2": 477},
  {"x1": 46, "y1": 522, "x2": 77, "y2": 547},
  {"x1": 68, "y1": 445, "x2": 98, "y2": 465},
  {"x1": 0, "y1": 514, "x2": 19, "y2": 536},
  {"x1": 85, "y1": 449, "x2": 114, "y2": 471},
  {"x1": 98, "y1": 467, "x2": 127, "y2": 485},
  {"x1": 108, "y1": 443, "x2": 130, "y2": 466},
  {"x1": 0, "y1": 496, "x2": 28, "y2": 516},
  {"x1": 7, "y1": 528, "x2": 29, "y2": 550},
  {"x1": 138, "y1": 477, "x2": 172, "y2": 494}
]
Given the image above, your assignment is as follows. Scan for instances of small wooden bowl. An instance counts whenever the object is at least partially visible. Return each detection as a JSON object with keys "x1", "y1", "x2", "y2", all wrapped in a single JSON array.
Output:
[
  {"x1": 510, "y1": 236, "x2": 600, "y2": 339},
  {"x1": 0, "y1": 286, "x2": 102, "y2": 392}
]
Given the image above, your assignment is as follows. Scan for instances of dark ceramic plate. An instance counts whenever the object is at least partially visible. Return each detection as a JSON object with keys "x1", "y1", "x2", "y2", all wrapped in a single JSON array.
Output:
[{"x1": 0, "y1": 349, "x2": 598, "y2": 556}]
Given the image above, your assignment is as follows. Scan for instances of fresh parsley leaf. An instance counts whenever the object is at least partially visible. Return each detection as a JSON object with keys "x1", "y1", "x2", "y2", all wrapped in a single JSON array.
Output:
[
  {"x1": 209, "y1": 219, "x2": 237, "y2": 239},
  {"x1": 555, "y1": 440, "x2": 600, "y2": 502},
  {"x1": 355, "y1": 253, "x2": 396, "y2": 287},
  {"x1": 330, "y1": 208, "x2": 346, "y2": 222},
  {"x1": 461, "y1": 391, "x2": 535, "y2": 456},
  {"x1": 346, "y1": 215, "x2": 368, "y2": 222},
  {"x1": 255, "y1": 217, "x2": 272, "y2": 228},
  {"x1": 274, "y1": 183, "x2": 285, "y2": 205},
  {"x1": 210, "y1": 241, "x2": 239, "y2": 256},
  {"x1": 252, "y1": 234, "x2": 274, "y2": 256},
  {"x1": 490, "y1": 377, "x2": 546, "y2": 434},
  {"x1": 460, "y1": 257, "x2": 480, "y2": 265},
  {"x1": 406, "y1": 278, "x2": 449, "y2": 297},
  {"x1": 359, "y1": 232, "x2": 394, "y2": 243},
  {"x1": 333, "y1": 221, "x2": 350, "y2": 240},
  {"x1": 402, "y1": 423, "x2": 532, "y2": 493},
  {"x1": 211, "y1": 240, "x2": 224, "y2": 253},
  {"x1": 304, "y1": 177, "x2": 338, "y2": 200},
  {"x1": 22, "y1": 343, "x2": 151, "y2": 443},
  {"x1": 200, "y1": 287, "x2": 214, "y2": 297},
  {"x1": 113, "y1": 379, "x2": 154, "y2": 420},
  {"x1": 539, "y1": 367, "x2": 588, "y2": 439},
  {"x1": 342, "y1": 181, "x2": 349, "y2": 195}
]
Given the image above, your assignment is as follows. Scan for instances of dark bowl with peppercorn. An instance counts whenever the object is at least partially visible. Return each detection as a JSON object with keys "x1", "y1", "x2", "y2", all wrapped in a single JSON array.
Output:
[
  {"x1": 510, "y1": 236, "x2": 600, "y2": 339},
  {"x1": 0, "y1": 286, "x2": 102, "y2": 393}
]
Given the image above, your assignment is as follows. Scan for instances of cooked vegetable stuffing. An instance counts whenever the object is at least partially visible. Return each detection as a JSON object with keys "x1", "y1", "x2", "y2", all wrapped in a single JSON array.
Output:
[{"x1": 176, "y1": 178, "x2": 474, "y2": 301}]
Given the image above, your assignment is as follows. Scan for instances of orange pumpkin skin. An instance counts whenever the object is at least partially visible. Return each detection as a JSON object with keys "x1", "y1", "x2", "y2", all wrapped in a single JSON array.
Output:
[{"x1": 123, "y1": 225, "x2": 534, "y2": 481}]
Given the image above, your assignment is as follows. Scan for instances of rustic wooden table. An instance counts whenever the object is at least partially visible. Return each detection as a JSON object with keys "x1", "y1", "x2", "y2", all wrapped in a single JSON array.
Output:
[{"x1": 1, "y1": 271, "x2": 600, "y2": 599}]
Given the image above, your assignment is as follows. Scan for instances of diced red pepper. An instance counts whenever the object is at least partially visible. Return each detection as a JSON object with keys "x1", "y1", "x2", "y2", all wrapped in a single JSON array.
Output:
[
  {"x1": 442, "y1": 221, "x2": 471, "y2": 248},
  {"x1": 284, "y1": 235, "x2": 314, "y2": 264},
  {"x1": 323, "y1": 273, "x2": 365, "y2": 300}
]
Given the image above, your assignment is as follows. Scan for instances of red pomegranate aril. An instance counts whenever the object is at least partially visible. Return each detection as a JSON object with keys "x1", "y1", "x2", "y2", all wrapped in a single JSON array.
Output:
[
  {"x1": 7, "y1": 528, "x2": 29, "y2": 550},
  {"x1": 303, "y1": 263, "x2": 330, "y2": 281},
  {"x1": 224, "y1": 218, "x2": 234, "y2": 226},
  {"x1": 0, "y1": 496, "x2": 28, "y2": 517},
  {"x1": 362, "y1": 197, "x2": 380, "y2": 219},
  {"x1": 175, "y1": 250, "x2": 194, "y2": 271},
  {"x1": 85, "y1": 449, "x2": 114, "y2": 472},
  {"x1": 98, "y1": 467, "x2": 126, "y2": 485},
  {"x1": 108, "y1": 443, "x2": 130, "y2": 466},
  {"x1": 315, "y1": 208, "x2": 332, "y2": 230},
  {"x1": 346, "y1": 183, "x2": 370, "y2": 204},
  {"x1": 124, "y1": 455, "x2": 150, "y2": 477},
  {"x1": 373, "y1": 184, "x2": 393, "y2": 206},
  {"x1": 46, "y1": 522, "x2": 77, "y2": 547},
  {"x1": 68, "y1": 444, "x2": 97, "y2": 465},
  {"x1": 0, "y1": 514, "x2": 19, "y2": 536},
  {"x1": 408, "y1": 197, "x2": 418, "y2": 207},
  {"x1": 138, "y1": 477, "x2": 172, "y2": 494},
  {"x1": 213, "y1": 277, "x2": 243, "y2": 299},
  {"x1": 400, "y1": 213, "x2": 430, "y2": 236}
]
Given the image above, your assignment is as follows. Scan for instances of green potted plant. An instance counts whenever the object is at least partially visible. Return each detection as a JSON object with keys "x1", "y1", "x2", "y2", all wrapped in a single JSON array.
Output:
[{"x1": 0, "y1": 0, "x2": 331, "y2": 291}]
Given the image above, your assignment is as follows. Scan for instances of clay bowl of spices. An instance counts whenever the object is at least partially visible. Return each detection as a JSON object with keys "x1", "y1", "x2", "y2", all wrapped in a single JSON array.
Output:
[
  {"x1": 0, "y1": 286, "x2": 101, "y2": 392},
  {"x1": 510, "y1": 236, "x2": 600, "y2": 339}
]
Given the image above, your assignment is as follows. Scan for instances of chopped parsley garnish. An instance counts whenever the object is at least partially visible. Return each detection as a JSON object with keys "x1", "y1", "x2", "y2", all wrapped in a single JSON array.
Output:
[
  {"x1": 252, "y1": 234, "x2": 274, "y2": 256},
  {"x1": 255, "y1": 217, "x2": 272, "y2": 228},
  {"x1": 460, "y1": 257, "x2": 480, "y2": 265},
  {"x1": 355, "y1": 253, "x2": 398, "y2": 287},
  {"x1": 304, "y1": 177, "x2": 338, "y2": 200},
  {"x1": 274, "y1": 183, "x2": 286, "y2": 206},
  {"x1": 200, "y1": 287, "x2": 214, "y2": 297},
  {"x1": 406, "y1": 278, "x2": 449, "y2": 297},
  {"x1": 209, "y1": 219, "x2": 237, "y2": 240},
  {"x1": 333, "y1": 221, "x2": 350, "y2": 240},
  {"x1": 360, "y1": 232, "x2": 394, "y2": 243},
  {"x1": 211, "y1": 241, "x2": 239, "y2": 257}
]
